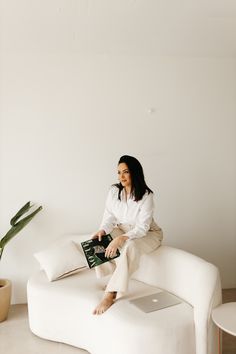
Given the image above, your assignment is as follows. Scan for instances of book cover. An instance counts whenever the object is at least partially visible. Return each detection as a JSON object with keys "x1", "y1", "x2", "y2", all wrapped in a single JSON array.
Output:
[{"x1": 81, "y1": 234, "x2": 120, "y2": 269}]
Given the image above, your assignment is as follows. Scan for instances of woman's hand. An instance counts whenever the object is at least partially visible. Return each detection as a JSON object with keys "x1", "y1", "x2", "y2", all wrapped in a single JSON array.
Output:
[
  {"x1": 105, "y1": 235, "x2": 129, "y2": 258},
  {"x1": 92, "y1": 229, "x2": 106, "y2": 241}
]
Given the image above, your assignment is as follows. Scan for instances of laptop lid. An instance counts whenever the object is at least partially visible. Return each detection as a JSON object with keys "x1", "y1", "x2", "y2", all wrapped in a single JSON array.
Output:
[{"x1": 129, "y1": 291, "x2": 182, "y2": 313}]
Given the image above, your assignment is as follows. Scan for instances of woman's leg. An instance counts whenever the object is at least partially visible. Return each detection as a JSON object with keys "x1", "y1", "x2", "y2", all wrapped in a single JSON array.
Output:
[
  {"x1": 93, "y1": 231, "x2": 162, "y2": 314},
  {"x1": 105, "y1": 232, "x2": 162, "y2": 298},
  {"x1": 93, "y1": 228, "x2": 124, "y2": 314},
  {"x1": 94, "y1": 228, "x2": 124, "y2": 279}
]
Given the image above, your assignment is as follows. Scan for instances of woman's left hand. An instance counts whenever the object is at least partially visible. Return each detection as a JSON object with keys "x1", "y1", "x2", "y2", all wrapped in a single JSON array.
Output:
[{"x1": 105, "y1": 235, "x2": 128, "y2": 258}]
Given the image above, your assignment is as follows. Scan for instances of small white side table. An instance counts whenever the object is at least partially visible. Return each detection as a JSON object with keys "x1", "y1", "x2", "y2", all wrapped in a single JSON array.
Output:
[{"x1": 212, "y1": 302, "x2": 236, "y2": 354}]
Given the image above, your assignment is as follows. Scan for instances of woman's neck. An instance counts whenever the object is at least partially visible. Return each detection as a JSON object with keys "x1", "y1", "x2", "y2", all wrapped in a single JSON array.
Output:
[{"x1": 124, "y1": 186, "x2": 131, "y2": 195}]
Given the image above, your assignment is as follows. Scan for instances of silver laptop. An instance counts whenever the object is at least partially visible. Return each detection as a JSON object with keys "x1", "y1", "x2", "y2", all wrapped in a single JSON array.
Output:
[{"x1": 129, "y1": 291, "x2": 182, "y2": 313}]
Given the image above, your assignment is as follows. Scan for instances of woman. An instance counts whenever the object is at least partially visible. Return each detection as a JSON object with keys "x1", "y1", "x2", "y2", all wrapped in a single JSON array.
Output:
[{"x1": 92, "y1": 155, "x2": 163, "y2": 315}]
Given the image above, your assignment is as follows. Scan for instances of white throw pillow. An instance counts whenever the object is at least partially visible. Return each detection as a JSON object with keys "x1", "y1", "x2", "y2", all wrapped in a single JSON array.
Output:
[{"x1": 34, "y1": 240, "x2": 87, "y2": 281}]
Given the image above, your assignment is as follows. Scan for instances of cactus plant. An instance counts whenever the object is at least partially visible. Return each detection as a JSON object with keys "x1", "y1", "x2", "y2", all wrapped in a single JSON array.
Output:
[{"x1": 0, "y1": 201, "x2": 42, "y2": 260}]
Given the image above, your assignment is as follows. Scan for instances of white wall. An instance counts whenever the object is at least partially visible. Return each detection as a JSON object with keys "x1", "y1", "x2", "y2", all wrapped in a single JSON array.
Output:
[{"x1": 0, "y1": 1, "x2": 236, "y2": 303}]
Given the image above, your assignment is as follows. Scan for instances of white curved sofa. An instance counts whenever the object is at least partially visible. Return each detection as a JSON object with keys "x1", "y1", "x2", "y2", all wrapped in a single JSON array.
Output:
[{"x1": 27, "y1": 234, "x2": 222, "y2": 354}]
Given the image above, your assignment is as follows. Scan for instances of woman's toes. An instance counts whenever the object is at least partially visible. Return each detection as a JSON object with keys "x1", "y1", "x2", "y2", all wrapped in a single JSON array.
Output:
[{"x1": 92, "y1": 293, "x2": 116, "y2": 315}]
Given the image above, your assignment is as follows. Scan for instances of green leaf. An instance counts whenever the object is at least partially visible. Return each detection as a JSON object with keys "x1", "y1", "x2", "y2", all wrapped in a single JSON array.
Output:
[
  {"x1": 10, "y1": 201, "x2": 32, "y2": 226},
  {"x1": 0, "y1": 247, "x2": 3, "y2": 260},
  {"x1": 0, "y1": 205, "x2": 42, "y2": 260}
]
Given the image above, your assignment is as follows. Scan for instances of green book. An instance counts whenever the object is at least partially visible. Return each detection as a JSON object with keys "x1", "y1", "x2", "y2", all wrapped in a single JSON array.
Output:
[{"x1": 81, "y1": 234, "x2": 120, "y2": 269}]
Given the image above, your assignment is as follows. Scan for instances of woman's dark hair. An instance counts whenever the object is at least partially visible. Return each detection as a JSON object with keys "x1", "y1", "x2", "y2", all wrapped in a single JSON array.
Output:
[{"x1": 113, "y1": 155, "x2": 153, "y2": 202}]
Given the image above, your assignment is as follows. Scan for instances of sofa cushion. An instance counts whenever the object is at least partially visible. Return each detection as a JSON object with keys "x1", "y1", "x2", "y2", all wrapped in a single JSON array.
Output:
[{"x1": 34, "y1": 240, "x2": 87, "y2": 281}]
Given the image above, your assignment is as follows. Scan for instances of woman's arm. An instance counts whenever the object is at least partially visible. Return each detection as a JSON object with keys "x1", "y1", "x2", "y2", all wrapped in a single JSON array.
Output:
[{"x1": 124, "y1": 193, "x2": 155, "y2": 239}]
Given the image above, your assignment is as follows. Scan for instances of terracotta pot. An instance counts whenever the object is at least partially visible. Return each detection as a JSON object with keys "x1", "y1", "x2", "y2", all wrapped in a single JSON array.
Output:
[{"x1": 0, "y1": 279, "x2": 12, "y2": 322}]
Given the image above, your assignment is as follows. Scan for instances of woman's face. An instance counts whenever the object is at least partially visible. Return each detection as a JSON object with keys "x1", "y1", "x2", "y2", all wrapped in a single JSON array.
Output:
[{"x1": 117, "y1": 163, "x2": 132, "y2": 189}]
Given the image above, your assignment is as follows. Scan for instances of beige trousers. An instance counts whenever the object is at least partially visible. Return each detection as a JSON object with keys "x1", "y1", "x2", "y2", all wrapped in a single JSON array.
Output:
[{"x1": 95, "y1": 227, "x2": 163, "y2": 299}]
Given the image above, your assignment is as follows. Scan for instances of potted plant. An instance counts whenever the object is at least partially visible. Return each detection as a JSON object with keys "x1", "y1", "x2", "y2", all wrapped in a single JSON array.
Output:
[{"x1": 0, "y1": 201, "x2": 42, "y2": 322}]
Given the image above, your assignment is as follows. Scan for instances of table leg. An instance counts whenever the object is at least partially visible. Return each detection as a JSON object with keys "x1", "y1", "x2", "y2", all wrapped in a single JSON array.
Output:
[{"x1": 218, "y1": 327, "x2": 222, "y2": 354}]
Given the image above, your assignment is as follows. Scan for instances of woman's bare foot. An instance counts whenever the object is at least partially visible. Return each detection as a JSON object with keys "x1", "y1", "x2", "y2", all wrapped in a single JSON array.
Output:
[{"x1": 93, "y1": 292, "x2": 117, "y2": 315}]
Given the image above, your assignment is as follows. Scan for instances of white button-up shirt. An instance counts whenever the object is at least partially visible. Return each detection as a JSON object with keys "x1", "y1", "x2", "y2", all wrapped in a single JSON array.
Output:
[{"x1": 99, "y1": 186, "x2": 162, "y2": 239}]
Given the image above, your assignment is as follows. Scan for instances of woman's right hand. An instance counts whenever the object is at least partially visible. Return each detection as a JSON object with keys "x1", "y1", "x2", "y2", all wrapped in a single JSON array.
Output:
[{"x1": 92, "y1": 229, "x2": 106, "y2": 241}]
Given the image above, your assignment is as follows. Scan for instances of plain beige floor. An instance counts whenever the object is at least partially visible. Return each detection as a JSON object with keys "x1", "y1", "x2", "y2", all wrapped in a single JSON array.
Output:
[{"x1": 0, "y1": 289, "x2": 235, "y2": 354}]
